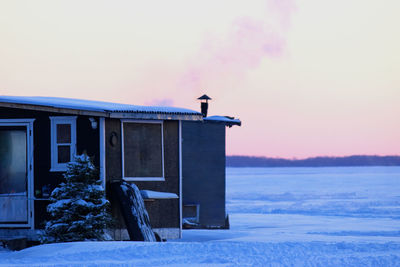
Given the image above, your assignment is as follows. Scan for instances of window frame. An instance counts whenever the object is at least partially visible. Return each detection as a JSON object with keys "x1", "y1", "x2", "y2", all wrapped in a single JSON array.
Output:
[
  {"x1": 121, "y1": 120, "x2": 165, "y2": 182},
  {"x1": 49, "y1": 116, "x2": 77, "y2": 172}
]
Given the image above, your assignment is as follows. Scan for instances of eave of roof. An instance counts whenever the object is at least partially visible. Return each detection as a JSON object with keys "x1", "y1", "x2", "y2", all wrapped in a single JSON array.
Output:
[{"x1": 0, "y1": 96, "x2": 203, "y2": 121}]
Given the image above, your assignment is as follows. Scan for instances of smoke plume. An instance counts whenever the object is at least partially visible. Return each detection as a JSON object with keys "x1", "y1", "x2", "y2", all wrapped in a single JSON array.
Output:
[{"x1": 179, "y1": 0, "x2": 296, "y2": 94}]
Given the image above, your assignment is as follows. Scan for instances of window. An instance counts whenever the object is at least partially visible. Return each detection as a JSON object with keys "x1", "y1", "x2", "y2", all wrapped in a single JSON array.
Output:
[
  {"x1": 183, "y1": 204, "x2": 200, "y2": 224},
  {"x1": 50, "y1": 116, "x2": 77, "y2": 171},
  {"x1": 122, "y1": 120, "x2": 164, "y2": 181}
]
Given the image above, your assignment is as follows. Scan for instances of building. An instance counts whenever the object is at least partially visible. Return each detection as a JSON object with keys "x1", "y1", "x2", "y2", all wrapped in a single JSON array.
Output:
[{"x1": 0, "y1": 96, "x2": 202, "y2": 241}]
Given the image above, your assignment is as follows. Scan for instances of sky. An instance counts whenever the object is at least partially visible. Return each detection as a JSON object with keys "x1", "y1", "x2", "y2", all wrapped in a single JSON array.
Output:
[{"x1": 0, "y1": 0, "x2": 399, "y2": 158}]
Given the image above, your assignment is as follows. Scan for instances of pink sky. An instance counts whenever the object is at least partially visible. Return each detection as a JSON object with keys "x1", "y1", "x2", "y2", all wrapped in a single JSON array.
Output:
[{"x1": 1, "y1": 0, "x2": 399, "y2": 158}]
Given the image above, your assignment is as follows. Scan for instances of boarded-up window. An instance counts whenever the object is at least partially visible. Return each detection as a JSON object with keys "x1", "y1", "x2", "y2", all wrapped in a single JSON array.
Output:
[{"x1": 123, "y1": 122, "x2": 163, "y2": 178}]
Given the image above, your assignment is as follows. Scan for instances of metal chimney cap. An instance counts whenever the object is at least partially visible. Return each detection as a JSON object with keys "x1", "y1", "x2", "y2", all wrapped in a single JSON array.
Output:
[{"x1": 197, "y1": 94, "x2": 212, "y2": 101}]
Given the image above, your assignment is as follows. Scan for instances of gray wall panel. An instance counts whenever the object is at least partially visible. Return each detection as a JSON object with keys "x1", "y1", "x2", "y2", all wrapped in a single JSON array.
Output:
[{"x1": 182, "y1": 121, "x2": 226, "y2": 227}]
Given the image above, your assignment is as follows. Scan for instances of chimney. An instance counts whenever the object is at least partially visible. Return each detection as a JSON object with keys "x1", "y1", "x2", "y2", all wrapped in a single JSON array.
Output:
[{"x1": 197, "y1": 94, "x2": 211, "y2": 117}]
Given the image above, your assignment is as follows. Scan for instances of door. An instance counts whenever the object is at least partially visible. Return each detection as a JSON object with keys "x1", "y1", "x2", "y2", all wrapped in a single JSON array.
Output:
[{"x1": 0, "y1": 120, "x2": 34, "y2": 227}]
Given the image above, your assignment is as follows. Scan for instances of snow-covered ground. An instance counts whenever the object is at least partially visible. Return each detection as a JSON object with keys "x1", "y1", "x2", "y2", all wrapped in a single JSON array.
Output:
[{"x1": 1, "y1": 166, "x2": 400, "y2": 266}]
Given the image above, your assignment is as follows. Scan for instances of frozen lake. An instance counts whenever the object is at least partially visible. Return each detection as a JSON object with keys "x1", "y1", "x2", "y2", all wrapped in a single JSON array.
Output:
[
  {"x1": 228, "y1": 166, "x2": 400, "y2": 242},
  {"x1": 180, "y1": 167, "x2": 400, "y2": 243},
  {"x1": 1, "y1": 166, "x2": 400, "y2": 266}
]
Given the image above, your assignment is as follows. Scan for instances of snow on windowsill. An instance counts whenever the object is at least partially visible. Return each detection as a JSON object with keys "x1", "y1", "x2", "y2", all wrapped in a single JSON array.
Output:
[
  {"x1": 0, "y1": 192, "x2": 27, "y2": 196},
  {"x1": 123, "y1": 177, "x2": 165, "y2": 182},
  {"x1": 140, "y1": 190, "x2": 178, "y2": 200}
]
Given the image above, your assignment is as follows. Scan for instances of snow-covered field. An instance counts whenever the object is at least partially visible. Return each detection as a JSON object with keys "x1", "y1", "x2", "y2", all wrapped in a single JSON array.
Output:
[{"x1": 1, "y1": 166, "x2": 400, "y2": 266}]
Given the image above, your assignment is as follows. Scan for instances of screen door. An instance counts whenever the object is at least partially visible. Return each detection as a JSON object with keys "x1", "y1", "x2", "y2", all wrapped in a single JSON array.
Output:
[{"x1": 0, "y1": 126, "x2": 28, "y2": 224}]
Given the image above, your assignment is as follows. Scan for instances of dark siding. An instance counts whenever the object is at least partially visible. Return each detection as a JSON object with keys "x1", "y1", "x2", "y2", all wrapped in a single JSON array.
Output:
[
  {"x1": 32, "y1": 111, "x2": 57, "y2": 228},
  {"x1": 0, "y1": 107, "x2": 100, "y2": 228},
  {"x1": 182, "y1": 121, "x2": 226, "y2": 227},
  {"x1": 105, "y1": 118, "x2": 123, "y2": 229},
  {"x1": 105, "y1": 119, "x2": 180, "y2": 229},
  {"x1": 105, "y1": 118, "x2": 122, "y2": 183},
  {"x1": 77, "y1": 116, "x2": 100, "y2": 167}
]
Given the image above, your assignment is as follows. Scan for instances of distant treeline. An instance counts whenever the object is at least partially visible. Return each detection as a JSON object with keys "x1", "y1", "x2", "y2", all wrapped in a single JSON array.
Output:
[{"x1": 226, "y1": 155, "x2": 400, "y2": 167}]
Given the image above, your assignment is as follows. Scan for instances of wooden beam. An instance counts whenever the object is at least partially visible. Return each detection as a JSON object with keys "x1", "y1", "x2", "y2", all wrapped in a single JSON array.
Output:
[{"x1": 110, "y1": 112, "x2": 203, "y2": 121}]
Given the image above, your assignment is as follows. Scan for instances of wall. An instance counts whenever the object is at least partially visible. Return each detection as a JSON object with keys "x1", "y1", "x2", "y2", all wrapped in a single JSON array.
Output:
[
  {"x1": 105, "y1": 119, "x2": 180, "y2": 230},
  {"x1": 0, "y1": 107, "x2": 100, "y2": 228},
  {"x1": 182, "y1": 121, "x2": 226, "y2": 227}
]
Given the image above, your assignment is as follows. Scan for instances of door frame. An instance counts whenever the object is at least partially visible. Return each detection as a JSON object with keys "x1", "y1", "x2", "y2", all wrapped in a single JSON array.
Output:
[{"x1": 0, "y1": 119, "x2": 35, "y2": 229}]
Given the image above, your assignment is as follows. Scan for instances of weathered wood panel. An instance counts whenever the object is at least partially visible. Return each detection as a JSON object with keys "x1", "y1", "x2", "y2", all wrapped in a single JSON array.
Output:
[
  {"x1": 123, "y1": 123, "x2": 163, "y2": 178},
  {"x1": 133, "y1": 121, "x2": 180, "y2": 229},
  {"x1": 105, "y1": 118, "x2": 122, "y2": 182},
  {"x1": 105, "y1": 119, "x2": 180, "y2": 230}
]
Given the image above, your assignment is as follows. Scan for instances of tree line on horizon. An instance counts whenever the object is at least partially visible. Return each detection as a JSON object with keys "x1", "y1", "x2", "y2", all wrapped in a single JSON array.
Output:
[{"x1": 226, "y1": 155, "x2": 400, "y2": 167}]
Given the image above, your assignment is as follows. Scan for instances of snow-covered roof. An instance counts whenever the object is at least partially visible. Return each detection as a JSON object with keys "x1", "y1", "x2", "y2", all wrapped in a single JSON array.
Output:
[
  {"x1": 204, "y1": 115, "x2": 241, "y2": 126},
  {"x1": 0, "y1": 96, "x2": 202, "y2": 120}
]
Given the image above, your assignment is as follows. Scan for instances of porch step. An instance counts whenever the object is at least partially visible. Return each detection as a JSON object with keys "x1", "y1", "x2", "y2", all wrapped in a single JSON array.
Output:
[{"x1": 0, "y1": 236, "x2": 27, "y2": 251}]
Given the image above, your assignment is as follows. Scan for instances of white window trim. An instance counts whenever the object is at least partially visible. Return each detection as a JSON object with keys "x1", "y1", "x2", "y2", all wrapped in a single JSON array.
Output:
[
  {"x1": 179, "y1": 120, "x2": 182, "y2": 237},
  {"x1": 99, "y1": 117, "x2": 106, "y2": 190},
  {"x1": 49, "y1": 116, "x2": 77, "y2": 172},
  {"x1": 121, "y1": 119, "x2": 165, "y2": 182}
]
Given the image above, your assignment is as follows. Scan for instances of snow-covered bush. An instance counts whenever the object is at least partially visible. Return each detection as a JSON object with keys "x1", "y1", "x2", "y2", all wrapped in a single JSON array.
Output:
[{"x1": 43, "y1": 154, "x2": 112, "y2": 243}]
